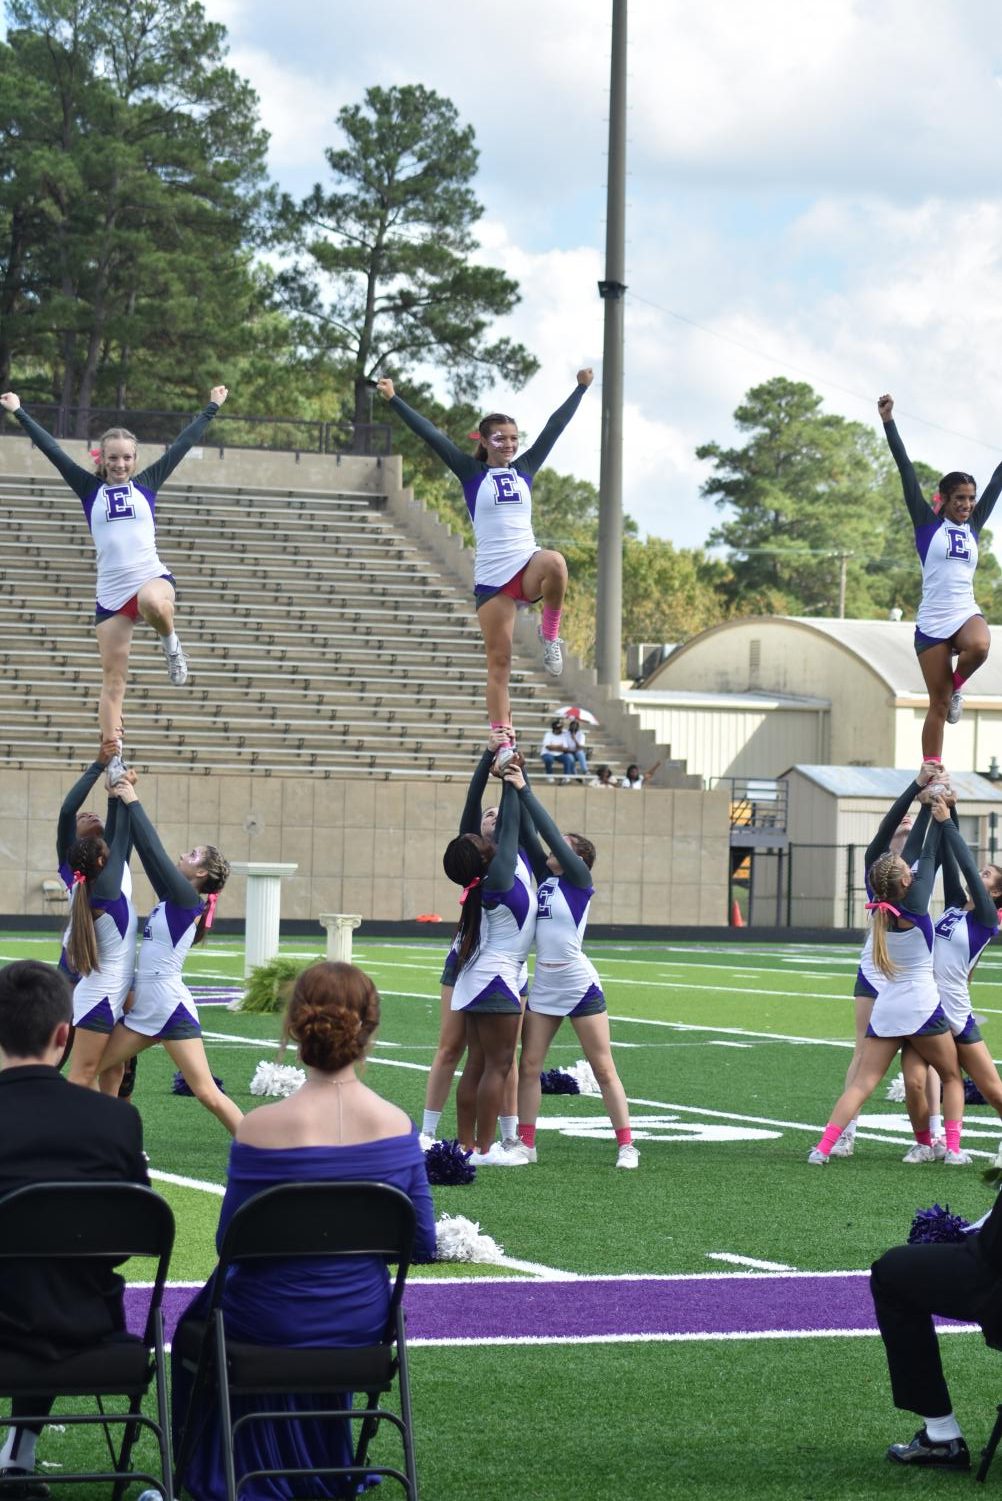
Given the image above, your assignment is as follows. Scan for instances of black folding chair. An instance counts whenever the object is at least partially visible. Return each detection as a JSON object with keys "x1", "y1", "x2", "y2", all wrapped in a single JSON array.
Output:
[
  {"x1": 173, "y1": 1180, "x2": 418, "y2": 1501},
  {"x1": 978, "y1": 1404, "x2": 1002, "y2": 1482},
  {"x1": 0, "y1": 1181, "x2": 175, "y2": 1500}
]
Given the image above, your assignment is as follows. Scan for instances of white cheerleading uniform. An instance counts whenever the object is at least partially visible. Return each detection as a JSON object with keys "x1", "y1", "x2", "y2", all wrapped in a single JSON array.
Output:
[
  {"x1": 61, "y1": 874, "x2": 137, "y2": 1032},
  {"x1": 528, "y1": 876, "x2": 604, "y2": 1017},
  {"x1": 933, "y1": 906, "x2": 997, "y2": 1039},
  {"x1": 451, "y1": 865, "x2": 536, "y2": 1014},
  {"x1": 867, "y1": 915, "x2": 945, "y2": 1038},
  {"x1": 914, "y1": 520, "x2": 980, "y2": 640},
  {"x1": 86, "y1": 480, "x2": 170, "y2": 611},
  {"x1": 127, "y1": 897, "x2": 205, "y2": 1039}
]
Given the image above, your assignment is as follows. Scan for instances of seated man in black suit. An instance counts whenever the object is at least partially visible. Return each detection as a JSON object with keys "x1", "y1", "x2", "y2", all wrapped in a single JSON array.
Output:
[
  {"x1": 0, "y1": 960, "x2": 148, "y2": 1499},
  {"x1": 870, "y1": 1189, "x2": 1002, "y2": 1470}
]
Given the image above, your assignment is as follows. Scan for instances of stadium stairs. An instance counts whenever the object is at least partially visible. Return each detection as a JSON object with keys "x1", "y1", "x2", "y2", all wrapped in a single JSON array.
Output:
[{"x1": 0, "y1": 470, "x2": 696, "y2": 786}]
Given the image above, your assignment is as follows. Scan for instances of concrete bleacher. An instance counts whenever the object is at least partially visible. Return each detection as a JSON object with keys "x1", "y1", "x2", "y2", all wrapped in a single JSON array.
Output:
[{"x1": 0, "y1": 470, "x2": 686, "y2": 781}]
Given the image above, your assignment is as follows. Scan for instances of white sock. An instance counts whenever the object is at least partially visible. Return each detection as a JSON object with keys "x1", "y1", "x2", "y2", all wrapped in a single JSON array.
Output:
[
  {"x1": 163, "y1": 631, "x2": 179, "y2": 654},
  {"x1": 1, "y1": 1426, "x2": 37, "y2": 1468},
  {"x1": 924, "y1": 1413, "x2": 962, "y2": 1442},
  {"x1": 930, "y1": 1114, "x2": 943, "y2": 1138},
  {"x1": 421, "y1": 1109, "x2": 441, "y2": 1137},
  {"x1": 498, "y1": 1114, "x2": 518, "y2": 1143}
]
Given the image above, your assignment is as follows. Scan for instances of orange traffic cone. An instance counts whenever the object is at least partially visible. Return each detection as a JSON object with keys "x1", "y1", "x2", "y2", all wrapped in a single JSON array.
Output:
[{"x1": 730, "y1": 898, "x2": 745, "y2": 928}]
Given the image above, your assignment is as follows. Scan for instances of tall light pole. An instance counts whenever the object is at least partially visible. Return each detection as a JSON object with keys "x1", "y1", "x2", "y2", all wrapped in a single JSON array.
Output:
[{"x1": 595, "y1": 0, "x2": 627, "y2": 692}]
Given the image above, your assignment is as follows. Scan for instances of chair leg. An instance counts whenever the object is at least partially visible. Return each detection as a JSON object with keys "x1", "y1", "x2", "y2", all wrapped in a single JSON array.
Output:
[
  {"x1": 978, "y1": 1404, "x2": 1002, "y2": 1482},
  {"x1": 213, "y1": 1315, "x2": 239, "y2": 1501},
  {"x1": 111, "y1": 1394, "x2": 145, "y2": 1501},
  {"x1": 396, "y1": 1333, "x2": 419, "y2": 1501}
]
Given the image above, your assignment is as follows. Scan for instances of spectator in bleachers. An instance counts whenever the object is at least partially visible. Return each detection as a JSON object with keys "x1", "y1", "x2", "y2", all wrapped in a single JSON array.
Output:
[
  {"x1": 377, "y1": 370, "x2": 593, "y2": 766},
  {"x1": 540, "y1": 718, "x2": 575, "y2": 779},
  {"x1": 0, "y1": 960, "x2": 148, "y2": 1498},
  {"x1": 621, "y1": 761, "x2": 662, "y2": 789},
  {"x1": 0, "y1": 385, "x2": 228, "y2": 788},
  {"x1": 172, "y1": 960, "x2": 436, "y2": 1501},
  {"x1": 592, "y1": 765, "x2": 616, "y2": 789},
  {"x1": 565, "y1": 717, "x2": 590, "y2": 778}
]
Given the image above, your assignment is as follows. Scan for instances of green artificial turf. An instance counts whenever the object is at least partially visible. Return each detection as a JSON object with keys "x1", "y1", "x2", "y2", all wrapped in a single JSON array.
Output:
[{"x1": 3, "y1": 927, "x2": 1002, "y2": 1498}]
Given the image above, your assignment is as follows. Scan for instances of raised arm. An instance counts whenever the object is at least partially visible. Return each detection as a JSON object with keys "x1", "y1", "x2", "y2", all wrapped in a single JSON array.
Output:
[
  {"x1": 516, "y1": 782, "x2": 591, "y2": 888},
  {"x1": 864, "y1": 778, "x2": 921, "y2": 871},
  {"x1": 878, "y1": 395, "x2": 935, "y2": 529},
  {"x1": 941, "y1": 816, "x2": 998, "y2": 927},
  {"x1": 483, "y1": 780, "x2": 520, "y2": 891},
  {"x1": 900, "y1": 802, "x2": 932, "y2": 869},
  {"x1": 90, "y1": 795, "x2": 133, "y2": 901},
  {"x1": 459, "y1": 749, "x2": 495, "y2": 836},
  {"x1": 3, "y1": 396, "x2": 97, "y2": 501},
  {"x1": 938, "y1": 817, "x2": 966, "y2": 911},
  {"x1": 117, "y1": 793, "x2": 201, "y2": 906},
  {"x1": 972, "y1": 459, "x2": 1002, "y2": 534},
  {"x1": 518, "y1": 372, "x2": 592, "y2": 478},
  {"x1": 517, "y1": 795, "x2": 550, "y2": 885},
  {"x1": 56, "y1": 761, "x2": 106, "y2": 862},
  {"x1": 900, "y1": 815, "x2": 944, "y2": 916},
  {"x1": 137, "y1": 388, "x2": 226, "y2": 490},
  {"x1": 377, "y1": 380, "x2": 480, "y2": 482}
]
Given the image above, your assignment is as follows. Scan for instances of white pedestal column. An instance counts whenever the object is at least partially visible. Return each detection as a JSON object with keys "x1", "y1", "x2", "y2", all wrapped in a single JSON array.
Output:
[
  {"x1": 230, "y1": 861, "x2": 299, "y2": 978},
  {"x1": 318, "y1": 913, "x2": 363, "y2": 964}
]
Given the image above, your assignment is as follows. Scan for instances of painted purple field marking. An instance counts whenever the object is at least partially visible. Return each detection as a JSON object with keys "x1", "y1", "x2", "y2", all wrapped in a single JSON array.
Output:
[{"x1": 127, "y1": 1273, "x2": 981, "y2": 1349}]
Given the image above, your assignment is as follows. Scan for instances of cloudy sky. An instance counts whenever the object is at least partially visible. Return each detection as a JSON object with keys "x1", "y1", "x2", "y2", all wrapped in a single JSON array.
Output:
[{"x1": 14, "y1": 0, "x2": 1002, "y2": 550}]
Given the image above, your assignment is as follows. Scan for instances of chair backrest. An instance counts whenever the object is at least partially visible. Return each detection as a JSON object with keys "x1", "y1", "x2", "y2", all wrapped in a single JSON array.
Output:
[
  {"x1": 218, "y1": 1181, "x2": 415, "y2": 1266},
  {"x1": 0, "y1": 1182, "x2": 175, "y2": 1343}
]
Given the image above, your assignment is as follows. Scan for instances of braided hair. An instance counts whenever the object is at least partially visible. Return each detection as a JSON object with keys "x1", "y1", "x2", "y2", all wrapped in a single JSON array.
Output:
[
  {"x1": 867, "y1": 851, "x2": 906, "y2": 979},
  {"x1": 191, "y1": 846, "x2": 230, "y2": 947}
]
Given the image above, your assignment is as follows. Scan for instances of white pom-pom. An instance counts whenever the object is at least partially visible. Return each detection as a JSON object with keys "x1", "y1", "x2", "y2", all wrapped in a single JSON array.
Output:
[
  {"x1": 435, "y1": 1212, "x2": 505, "y2": 1263},
  {"x1": 249, "y1": 1060, "x2": 306, "y2": 1098},
  {"x1": 885, "y1": 1072, "x2": 907, "y2": 1102},
  {"x1": 563, "y1": 1058, "x2": 602, "y2": 1095},
  {"x1": 226, "y1": 996, "x2": 245, "y2": 1011}
]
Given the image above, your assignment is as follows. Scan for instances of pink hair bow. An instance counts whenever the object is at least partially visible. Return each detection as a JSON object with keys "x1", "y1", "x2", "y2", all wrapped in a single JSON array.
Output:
[
  {"x1": 72, "y1": 869, "x2": 87, "y2": 887},
  {"x1": 865, "y1": 900, "x2": 900, "y2": 917},
  {"x1": 459, "y1": 877, "x2": 481, "y2": 906},
  {"x1": 204, "y1": 892, "x2": 219, "y2": 929}
]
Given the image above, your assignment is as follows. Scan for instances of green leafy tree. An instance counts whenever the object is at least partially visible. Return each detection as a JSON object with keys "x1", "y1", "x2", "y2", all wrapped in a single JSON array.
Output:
[
  {"x1": 698, "y1": 378, "x2": 892, "y2": 616},
  {"x1": 275, "y1": 84, "x2": 538, "y2": 443},
  {"x1": 622, "y1": 538, "x2": 730, "y2": 646},
  {"x1": 0, "y1": 0, "x2": 270, "y2": 427}
]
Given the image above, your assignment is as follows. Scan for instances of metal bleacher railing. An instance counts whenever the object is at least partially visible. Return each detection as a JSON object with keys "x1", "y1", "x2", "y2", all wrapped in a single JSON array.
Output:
[{"x1": 0, "y1": 407, "x2": 392, "y2": 457}]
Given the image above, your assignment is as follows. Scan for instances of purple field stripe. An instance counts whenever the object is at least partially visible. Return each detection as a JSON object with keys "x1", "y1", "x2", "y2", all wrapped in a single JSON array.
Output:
[{"x1": 127, "y1": 1275, "x2": 977, "y2": 1346}]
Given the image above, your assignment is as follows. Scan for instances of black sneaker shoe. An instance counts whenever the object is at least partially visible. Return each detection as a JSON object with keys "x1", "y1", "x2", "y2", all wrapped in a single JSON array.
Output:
[
  {"x1": 0, "y1": 1467, "x2": 51, "y2": 1499},
  {"x1": 887, "y1": 1428, "x2": 970, "y2": 1468}
]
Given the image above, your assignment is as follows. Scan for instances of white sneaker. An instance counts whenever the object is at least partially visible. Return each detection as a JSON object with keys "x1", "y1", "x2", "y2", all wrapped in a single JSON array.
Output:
[
  {"x1": 501, "y1": 1137, "x2": 535, "y2": 1163},
  {"x1": 616, "y1": 1144, "x2": 640, "y2": 1169},
  {"x1": 162, "y1": 637, "x2": 188, "y2": 686},
  {"x1": 902, "y1": 1143, "x2": 935, "y2": 1164},
  {"x1": 807, "y1": 1148, "x2": 829, "y2": 1165},
  {"x1": 829, "y1": 1133, "x2": 855, "y2": 1158},
  {"x1": 470, "y1": 1142, "x2": 528, "y2": 1166},
  {"x1": 418, "y1": 1132, "x2": 436, "y2": 1152},
  {"x1": 943, "y1": 1148, "x2": 972, "y2": 1166},
  {"x1": 494, "y1": 745, "x2": 516, "y2": 772},
  {"x1": 931, "y1": 1136, "x2": 947, "y2": 1161},
  {"x1": 105, "y1": 753, "x2": 128, "y2": 789},
  {"x1": 947, "y1": 691, "x2": 964, "y2": 725},
  {"x1": 538, "y1": 626, "x2": 564, "y2": 677}
]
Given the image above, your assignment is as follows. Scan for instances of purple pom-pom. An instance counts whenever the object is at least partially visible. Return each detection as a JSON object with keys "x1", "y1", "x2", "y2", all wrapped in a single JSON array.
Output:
[
  {"x1": 907, "y1": 1203, "x2": 971, "y2": 1245},
  {"x1": 172, "y1": 1069, "x2": 226, "y2": 1097},
  {"x1": 425, "y1": 1138, "x2": 476, "y2": 1186},
  {"x1": 965, "y1": 1076, "x2": 987, "y2": 1105},
  {"x1": 540, "y1": 1068, "x2": 580, "y2": 1095}
]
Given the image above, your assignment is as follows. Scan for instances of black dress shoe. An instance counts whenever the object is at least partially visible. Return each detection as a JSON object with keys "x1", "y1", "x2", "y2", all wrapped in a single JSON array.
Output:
[
  {"x1": 887, "y1": 1428, "x2": 971, "y2": 1468},
  {"x1": 0, "y1": 1467, "x2": 51, "y2": 1499}
]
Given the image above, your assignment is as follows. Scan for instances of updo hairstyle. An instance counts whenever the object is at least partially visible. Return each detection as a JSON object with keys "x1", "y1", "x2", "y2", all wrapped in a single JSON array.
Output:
[{"x1": 284, "y1": 961, "x2": 380, "y2": 1072}]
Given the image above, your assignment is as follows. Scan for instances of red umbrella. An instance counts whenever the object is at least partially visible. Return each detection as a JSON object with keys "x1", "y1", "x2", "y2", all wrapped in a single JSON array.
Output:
[{"x1": 556, "y1": 705, "x2": 599, "y2": 724}]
